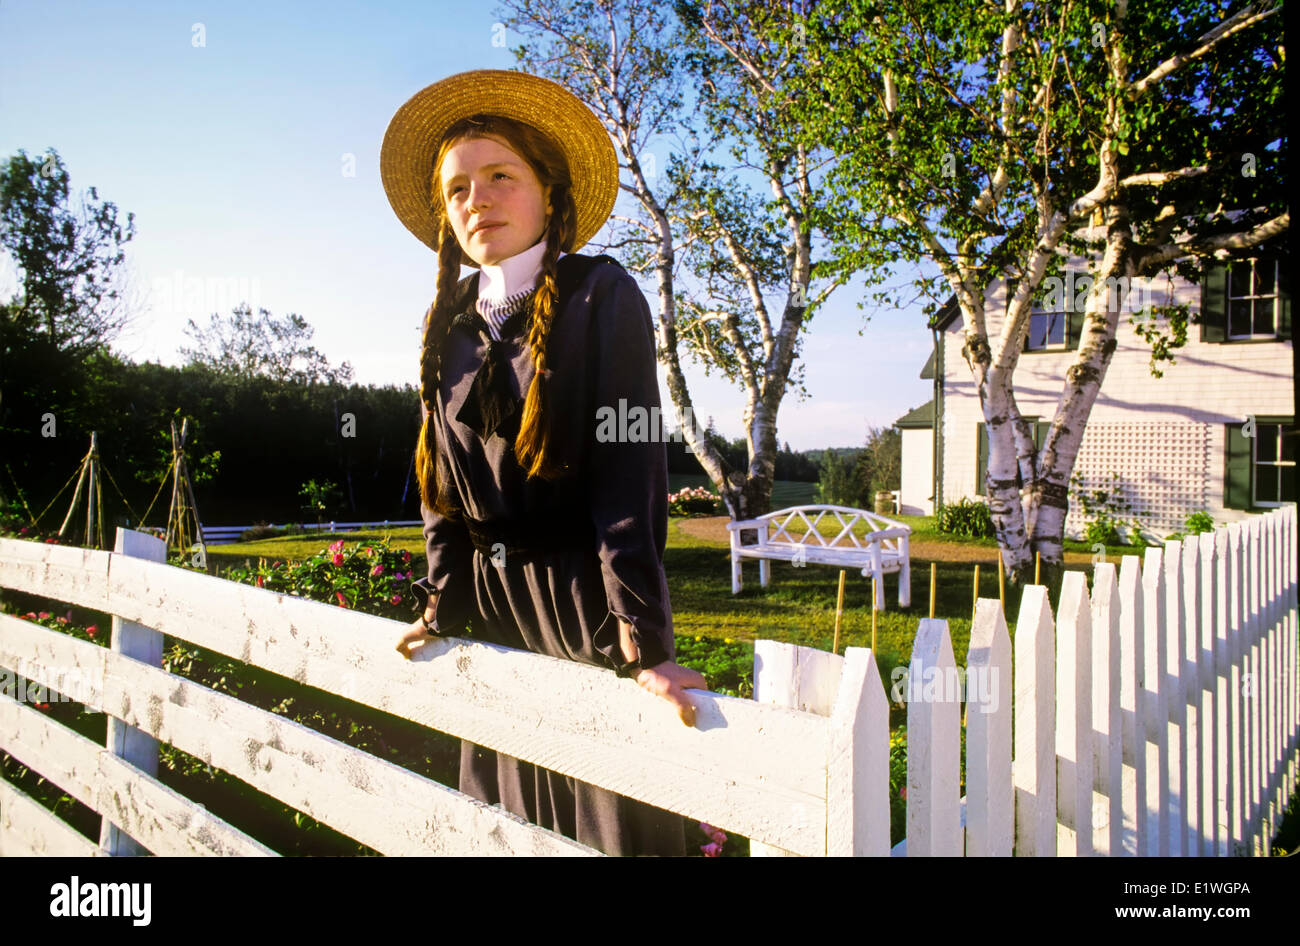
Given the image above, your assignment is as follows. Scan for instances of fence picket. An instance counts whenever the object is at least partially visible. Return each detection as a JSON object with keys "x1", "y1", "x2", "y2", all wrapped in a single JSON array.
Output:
[
  {"x1": 827, "y1": 647, "x2": 891, "y2": 856},
  {"x1": 1056, "y1": 571, "x2": 1093, "y2": 856},
  {"x1": 906, "y1": 619, "x2": 961, "y2": 855},
  {"x1": 1117, "y1": 556, "x2": 1144, "y2": 856},
  {"x1": 1181, "y1": 534, "x2": 1204, "y2": 856},
  {"x1": 1013, "y1": 587, "x2": 1056, "y2": 856},
  {"x1": 1090, "y1": 562, "x2": 1122, "y2": 856},
  {"x1": 1162, "y1": 539, "x2": 1188, "y2": 857},
  {"x1": 965, "y1": 598, "x2": 1012, "y2": 857},
  {"x1": 1142, "y1": 546, "x2": 1170, "y2": 855},
  {"x1": 1197, "y1": 530, "x2": 1220, "y2": 856}
]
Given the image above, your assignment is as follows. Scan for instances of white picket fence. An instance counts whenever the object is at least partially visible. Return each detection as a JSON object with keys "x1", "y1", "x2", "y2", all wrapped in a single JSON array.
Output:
[{"x1": 0, "y1": 505, "x2": 1295, "y2": 856}]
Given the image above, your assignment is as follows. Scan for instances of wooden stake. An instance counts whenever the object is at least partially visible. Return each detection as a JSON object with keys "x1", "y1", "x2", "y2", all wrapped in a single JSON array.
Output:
[
  {"x1": 929, "y1": 562, "x2": 937, "y2": 618},
  {"x1": 1035, "y1": 550, "x2": 1041, "y2": 585},
  {"x1": 972, "y1": 564, "x2": 980, "y2": 622},
  {"x1": 871, "y1": 577, "x2": 878, "y2": 655},
  {"x1": 998, "y1": 554, "x2": 1006, "y2": 610},
  {"x1": 832, "y1": 569, "x2": 846, "y2": 654}
]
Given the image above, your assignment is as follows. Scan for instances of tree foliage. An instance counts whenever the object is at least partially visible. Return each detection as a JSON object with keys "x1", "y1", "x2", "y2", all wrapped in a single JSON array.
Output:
[{"x1": 179, "y1": 303, "x2": 354, "y2": 386}]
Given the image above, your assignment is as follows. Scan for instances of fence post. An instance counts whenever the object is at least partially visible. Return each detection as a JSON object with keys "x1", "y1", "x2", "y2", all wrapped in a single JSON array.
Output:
[
  {"x1": 752, "y1": 640, "x2": 842, "y2": 856},
  {"x1": 827, "y1": 647, "x2": 890, "y2": 856},
  {"x1": 965, "y1": 598, "x2": 1012, "y2": 857},
  {"x1": 1013, "y1": 586, "x2": 1055, "y2": 856},
  {"x1": 99, "y1": 527, "x2": 166, "y2": 855}
]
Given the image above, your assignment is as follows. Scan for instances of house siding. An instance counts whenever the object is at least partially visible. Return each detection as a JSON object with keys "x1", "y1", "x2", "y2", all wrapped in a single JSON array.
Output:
[{"x1": 936, "y1": 267, "x2": 1293, "y2": 538}]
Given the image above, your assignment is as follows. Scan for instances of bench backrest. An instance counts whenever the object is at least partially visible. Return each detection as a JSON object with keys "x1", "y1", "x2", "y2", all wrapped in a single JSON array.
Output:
[{"x1": 757, "y1": 505, "x2": 909, "y2": 552}]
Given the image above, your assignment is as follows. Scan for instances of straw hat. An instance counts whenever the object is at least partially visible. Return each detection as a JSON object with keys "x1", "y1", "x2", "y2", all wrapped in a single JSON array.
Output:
[{"x1": 380, "y1": 69, "x2": 619, "y2": 262}]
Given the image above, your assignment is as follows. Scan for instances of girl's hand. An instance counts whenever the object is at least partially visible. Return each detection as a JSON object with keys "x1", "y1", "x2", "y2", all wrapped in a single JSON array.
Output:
[
  {"x1": 619, "y1": 618, "x2": 707, "y2": 727},
  {"x1": 635, "y1": 661, "x2": 708, "y2": 727},
  {"x1": 396, "y1": 603, "x2": 437, "y2": 659}
]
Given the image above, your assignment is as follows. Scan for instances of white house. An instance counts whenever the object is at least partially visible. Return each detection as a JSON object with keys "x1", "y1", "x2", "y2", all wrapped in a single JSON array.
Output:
[{"x1": 895, "y1": 252, "x2": 1294, "y2": 538}]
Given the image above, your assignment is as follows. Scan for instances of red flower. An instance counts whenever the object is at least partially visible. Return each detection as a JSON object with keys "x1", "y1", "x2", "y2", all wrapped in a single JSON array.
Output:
[
  {"x1": 44, "y1": 538, "x2": 58, "y2": 544},
  {"x1": 332, "y1": 553, "x2": 344, "y2": 566},
  {"x1": 400, "y1": 550, "x2": 411, "y2": 563},
  {"x1": 86, "y1": 625, "x2": 98, "y2": 638},
  {"x1": 390, "y1": 594, "x2": 403, "y2": 605},
  {"x1": 371, "y1": 564, "x2": 385, "y2": 577},
  {"x1": 34, "y1": 702, "x2": 49, "y2": 711},
  {"x1": 335, "y1": 591, "x2": 348, "y2": 608},
  {"x1": 255, "y1": 576, "x2": 265, "y2": 587},
  {"x1": 23, "y1": 612, "x2": 36, "y2": 620},
  {"x1": 900, "y1": 787, "x2": 907, "y2": 800}
]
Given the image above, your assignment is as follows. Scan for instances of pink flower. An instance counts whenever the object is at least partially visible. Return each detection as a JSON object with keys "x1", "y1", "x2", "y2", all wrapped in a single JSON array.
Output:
[
  {"x1": 335, "y1": 591, "x2": 348, "y2": 608},
  {"x1": 391, "y1": 594, "x2": 403, "y2": 605},
  {"x1": 700, "y1": 842, "x2": 722, "y2": 857},
  {"x1": 371, "y1": 564, "x2": 385, "y2": 577},
  {"x1": 86, "y1": 625, "x2": 98, "y2": 638},
  {"x1": 709, "y1": 829, "x2": 727, "y2": 845},
  {"x1": 332, "y1": 553, "x2": 344, "y2": 566},
  {"x1": 56, "y1": 616, "x2": 68, "y2": 624},
  {"x1": 23, "y1": 612, "x2": 36, "y2": 620},
  {"x1": 38, "y1": 611, "x2": 50, "y2": 620},
  {"x1": 329, "y1": 540, "x2": 344, "y2": 553}
]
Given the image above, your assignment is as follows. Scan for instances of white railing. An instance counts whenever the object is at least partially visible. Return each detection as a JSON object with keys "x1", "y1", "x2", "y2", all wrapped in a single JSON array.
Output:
[{"x1": 0, "y1": 505, "x2": 1295, "y2": 856}]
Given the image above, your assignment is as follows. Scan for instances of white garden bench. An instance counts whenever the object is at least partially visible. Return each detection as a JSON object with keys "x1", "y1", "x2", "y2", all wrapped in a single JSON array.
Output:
[{"x1": 725, "y1": 505, "x2": 912, "y2": 610}]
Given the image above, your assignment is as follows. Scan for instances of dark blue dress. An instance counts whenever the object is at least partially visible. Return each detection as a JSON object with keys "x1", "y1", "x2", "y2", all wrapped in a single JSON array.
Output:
[{"x1": 410, "y1": 253, "x2": 686, "y2": 856}]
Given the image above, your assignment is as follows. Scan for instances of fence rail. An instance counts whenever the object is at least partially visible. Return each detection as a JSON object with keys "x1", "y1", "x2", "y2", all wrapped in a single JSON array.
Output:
[{"x1": 0, "y1": 504, "x2": 1296, "y2": 856}]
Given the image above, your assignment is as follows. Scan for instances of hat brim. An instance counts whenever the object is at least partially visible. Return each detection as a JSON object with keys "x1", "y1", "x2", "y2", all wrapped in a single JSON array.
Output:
[{"x1": 380, "y1": 69, "x2": 618, "y2": 262}]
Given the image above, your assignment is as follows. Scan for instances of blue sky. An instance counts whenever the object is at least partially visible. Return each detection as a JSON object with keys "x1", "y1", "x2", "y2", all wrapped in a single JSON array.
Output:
[{"x1": 0, "y1": 0, "x2": 935, "y2": 451}]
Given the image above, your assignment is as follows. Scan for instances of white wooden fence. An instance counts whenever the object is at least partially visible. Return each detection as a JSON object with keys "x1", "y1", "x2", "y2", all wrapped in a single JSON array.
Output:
[{"x1": 0, "y1": 505, "x2": 1295, "y2": 856}]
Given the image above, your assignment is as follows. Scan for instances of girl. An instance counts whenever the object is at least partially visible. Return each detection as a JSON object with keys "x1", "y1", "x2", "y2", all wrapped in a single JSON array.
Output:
[{"x1": 382, "y1": 70, "x2": 706, "y2": 856}]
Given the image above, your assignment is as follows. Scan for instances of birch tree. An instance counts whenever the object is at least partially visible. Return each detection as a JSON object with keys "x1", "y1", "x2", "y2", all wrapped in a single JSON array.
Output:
[
  {"x1": 497, "y1": 0, "x2": 863, "y2": 519},
  {"x1": 765, "y1": 0, "x2": 1288, "y2": 581}
]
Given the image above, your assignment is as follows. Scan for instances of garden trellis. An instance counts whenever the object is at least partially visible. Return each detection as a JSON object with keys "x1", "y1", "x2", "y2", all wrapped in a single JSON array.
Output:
[{"x1": 0, "y1": 505, "x2": 1295, "y2": 856}]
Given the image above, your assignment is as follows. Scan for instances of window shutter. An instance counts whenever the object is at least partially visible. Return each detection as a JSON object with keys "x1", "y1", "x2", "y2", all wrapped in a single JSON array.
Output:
[
  {"x1": 976, "y1": 422, "x2": 988, "y2": 497},
  {"x1": 1201, "y1": 261, "x2": 1228, "y2": 342},
  {"x1": 1223, "y1": 422, "x2": 1253, "y2": 509},
  {"x1": 1066, "y1": 309, "x2": 1084, "y2": 349}
]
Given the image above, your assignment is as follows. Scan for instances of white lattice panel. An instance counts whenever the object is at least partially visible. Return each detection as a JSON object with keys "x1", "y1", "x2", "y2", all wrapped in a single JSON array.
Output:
[{"x1": 1065, "y1": 422, "x2": 1210, "y2": 540}]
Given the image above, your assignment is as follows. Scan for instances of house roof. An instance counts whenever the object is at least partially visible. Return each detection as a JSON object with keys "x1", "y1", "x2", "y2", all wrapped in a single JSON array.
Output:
[
  {"x1": 933, "y1": 294, "x2": 960, "y2": 331},
  {"x1": 917, "y1": 295, "x2": 960, "y2": 377},
  {"x1": 919, "y1": 349, "x2": 935, "y2": 379},
  {"x1": 895, "y1": 399, "x2": 934, "y2": 429}
]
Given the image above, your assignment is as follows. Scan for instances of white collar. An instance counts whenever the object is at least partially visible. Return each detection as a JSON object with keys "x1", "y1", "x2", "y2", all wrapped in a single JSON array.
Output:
[{"x1": 477, "y1": 238, "x2": 568, "y2": 301}]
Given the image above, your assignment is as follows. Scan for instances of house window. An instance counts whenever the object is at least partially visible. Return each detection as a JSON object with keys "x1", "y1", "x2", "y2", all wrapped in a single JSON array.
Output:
[
  {"x1": 1253, "y1": 422, "x2": 1296, "y2": 506},
  {"x1": 1201, "y1": 254, "x2": 1290, "y2": 343},
  {"x1": 1227, "y1": 258, "x2": 1281, "y2": 339},
  {"x1": 1225, "y1": 417, "x2": 1297, "y2": 509},
  {"x1": 1025, "y1": 310, "x2": 1067, "y2": 351}
]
